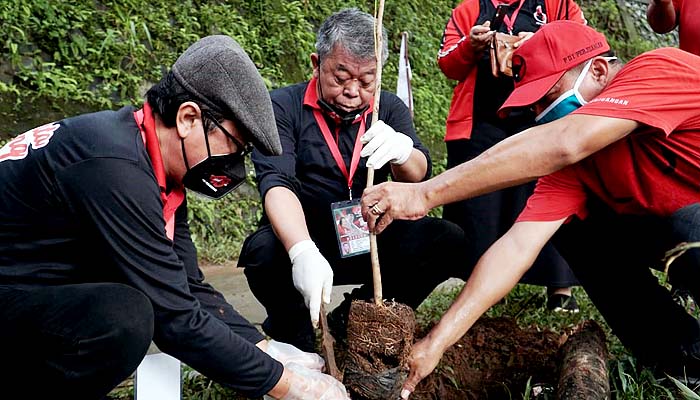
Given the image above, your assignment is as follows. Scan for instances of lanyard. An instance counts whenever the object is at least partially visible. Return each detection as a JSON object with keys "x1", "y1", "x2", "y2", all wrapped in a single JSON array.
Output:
[
  {"x1": 312, "y1": 109, "x2": 367, "y2": 200},
  {"x1": 491, "y1": 0, "x2": 527, "y2": 34}
]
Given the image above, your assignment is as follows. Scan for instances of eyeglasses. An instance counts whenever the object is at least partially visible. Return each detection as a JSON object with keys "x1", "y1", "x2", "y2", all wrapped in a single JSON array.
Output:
[{"x1": 204, "y1": 112, "x2": 253, "y2": 156}]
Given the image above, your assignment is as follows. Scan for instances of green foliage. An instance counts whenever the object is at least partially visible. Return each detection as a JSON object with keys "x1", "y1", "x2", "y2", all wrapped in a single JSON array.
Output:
[
  {"x1": 579, "y1": 0, "x2": 674, "y2": 62},
  {"x1": 0, "y1": 0, "x2": 678, "y2": 264},
  {"x1": 181, "y1": 367, "x2": 248, "y2": 400},
  {"x1": 0, "y1": 0, "x2": 460, "y2": 261}
]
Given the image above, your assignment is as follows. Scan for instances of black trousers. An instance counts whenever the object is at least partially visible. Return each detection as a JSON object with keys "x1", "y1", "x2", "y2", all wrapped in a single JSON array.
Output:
[
  {"x1": 0, "y1": 283, "x2": 154, "y2": 399},
  {"x1": 240, "y1": 218, "x2": 469, "y2": 352},
  {"x1": 443, "y1": 124, "x2": 578, "y2": 288},
  {"x1": 553, "y1": 201, "x2": 700, "y2": 374}
]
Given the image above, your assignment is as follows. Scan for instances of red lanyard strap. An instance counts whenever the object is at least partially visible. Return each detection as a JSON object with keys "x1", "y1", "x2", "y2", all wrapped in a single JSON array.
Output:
[
  {"x1": 491, "y1": 0, "x2": 527, "y2": 34},
  {"x1": 312, "y1": 109, "x2": 366, "y2": 199}
]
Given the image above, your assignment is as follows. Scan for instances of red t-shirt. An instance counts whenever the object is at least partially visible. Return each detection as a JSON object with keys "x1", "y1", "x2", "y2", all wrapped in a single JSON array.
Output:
[
  {"x1": 518, "y1": 48, "x2": 700, "y2": 222},
  {"x1": 674, "y1": 0, "x2": 700, "y2": 56}
]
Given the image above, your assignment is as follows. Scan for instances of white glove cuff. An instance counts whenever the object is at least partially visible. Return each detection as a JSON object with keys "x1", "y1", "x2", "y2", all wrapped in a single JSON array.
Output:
[{"x1": 288, "y1": 240, "x2": 317, "y2": 263}]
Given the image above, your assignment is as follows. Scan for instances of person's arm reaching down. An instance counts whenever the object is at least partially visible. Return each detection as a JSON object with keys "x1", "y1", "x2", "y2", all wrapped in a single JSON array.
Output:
[
  {"x1": 265, "y1": 186, "x2": 333, "y2": 329},
  {"x1": 399, "y1": 219, "x2": 566, "y2": 398}
]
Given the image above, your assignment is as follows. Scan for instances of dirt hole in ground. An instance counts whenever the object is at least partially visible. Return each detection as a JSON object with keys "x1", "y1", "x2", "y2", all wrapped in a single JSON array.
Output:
[{"x1": 334, "y1": 316, "x2": 607, "y2": 400}]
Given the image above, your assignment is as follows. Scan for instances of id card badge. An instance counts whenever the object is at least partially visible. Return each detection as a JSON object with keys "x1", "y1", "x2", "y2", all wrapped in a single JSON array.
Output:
[{"x1": 331, "y1": 199, "x2": 370, "y2": 258}]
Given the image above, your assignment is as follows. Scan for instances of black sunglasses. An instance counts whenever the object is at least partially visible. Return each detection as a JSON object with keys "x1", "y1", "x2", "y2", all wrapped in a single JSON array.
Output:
[{"x1": 204, "y1": 112, "x2": 254, "y2": 157}]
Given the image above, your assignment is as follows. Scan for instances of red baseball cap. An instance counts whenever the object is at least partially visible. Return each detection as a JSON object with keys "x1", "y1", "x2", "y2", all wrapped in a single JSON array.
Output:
[{"x1": 498, "y1": 21, "x2": 610, "y2": 116}]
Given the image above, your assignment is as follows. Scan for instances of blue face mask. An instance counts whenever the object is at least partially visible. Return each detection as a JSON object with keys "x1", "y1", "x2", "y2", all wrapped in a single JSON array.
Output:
[{"x1": 534, "y1": 59, "x2": 592, "y2": 124}]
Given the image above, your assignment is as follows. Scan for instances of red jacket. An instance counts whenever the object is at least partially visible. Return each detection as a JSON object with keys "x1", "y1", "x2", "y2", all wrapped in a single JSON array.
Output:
[{"x1": 438, "y1": 0, "x2": 586, "y2": 141}]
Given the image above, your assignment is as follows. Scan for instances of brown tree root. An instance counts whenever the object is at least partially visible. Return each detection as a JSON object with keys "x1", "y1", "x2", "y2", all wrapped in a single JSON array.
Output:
[
  {"x1": 556, "y1": 320, "x2": 610, "y2": 400},
  {"x1": 344, "y1": 300, "x2": 415, "y2": 399}
]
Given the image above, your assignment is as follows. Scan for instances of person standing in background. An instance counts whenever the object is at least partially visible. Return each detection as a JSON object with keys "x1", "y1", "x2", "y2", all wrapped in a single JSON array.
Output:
[{"x1": 437, "y1": 0, "x2": 586, "y2": 312}]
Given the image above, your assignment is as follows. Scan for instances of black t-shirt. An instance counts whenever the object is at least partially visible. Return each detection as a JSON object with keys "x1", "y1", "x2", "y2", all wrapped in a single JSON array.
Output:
[
  {"x1": 0, "y1": 106, "x2": 282, "y2": 396},
  {"x1": 253, "y1": 82, "x2": 431, "y2": 253}
]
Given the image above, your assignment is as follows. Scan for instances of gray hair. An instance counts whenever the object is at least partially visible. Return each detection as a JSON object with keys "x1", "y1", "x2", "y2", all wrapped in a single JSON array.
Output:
[{"x1": 315, "y1": 8, "x2": 389, "y2": 65}]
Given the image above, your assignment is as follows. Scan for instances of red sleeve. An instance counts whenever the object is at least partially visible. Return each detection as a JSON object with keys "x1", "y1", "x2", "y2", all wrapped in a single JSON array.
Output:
[
  {"x1": 574, "y1": 48, "x2": 700, "y2": 135},
  {"x1": 437, "y1": 0, "x2": 481, "y2": 81},
  {"x1": 546, "y1": 0, "x2": 587, "y2": 24},
  {"x1": 517, "y1": 166, "x2": 589, "y2": 222}
]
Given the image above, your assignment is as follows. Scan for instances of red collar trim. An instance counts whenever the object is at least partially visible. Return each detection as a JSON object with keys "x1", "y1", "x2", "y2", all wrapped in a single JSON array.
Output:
[
  {"x1": 134, "y1": 102, "x2": 185, "y2": 241},
  {"x1": 134, "y1": 102, "x2": 168, "y2": 202}
]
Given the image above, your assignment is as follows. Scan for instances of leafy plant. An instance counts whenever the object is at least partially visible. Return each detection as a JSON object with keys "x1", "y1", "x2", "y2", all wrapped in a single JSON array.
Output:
[{"x1": 0, "y1": 0, "x2": 679, "y2": 265}]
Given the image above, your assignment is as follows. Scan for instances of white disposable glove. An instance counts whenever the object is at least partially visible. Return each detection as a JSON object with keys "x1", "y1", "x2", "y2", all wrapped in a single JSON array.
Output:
[
  {"x1": 281, "y1": 362, "x2": 350, "y2": 400},
  {"x1": 288, "y1": 240, "x2": 333, "y2": 328},
  {"x1": 265, "y1": 340, "x2": 325, "y2": 371},
  {"x1": 360, "y1": 120, "x2": 414, "y2": 169}
]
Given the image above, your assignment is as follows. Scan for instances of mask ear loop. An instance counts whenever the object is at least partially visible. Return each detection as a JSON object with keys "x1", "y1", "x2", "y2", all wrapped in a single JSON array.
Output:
[
  {"x1": 572, "y1": 58, "x2": 593, "y2": 105},
  {"x1": 181, "y1": 138, "x2": 190, "y2": 171},
  {"x1": 534, "y1": 59, "x2": 593, "y2": 123},
  {"x1": 181, "y1": 114, "x2": 214, "y2": 172}
]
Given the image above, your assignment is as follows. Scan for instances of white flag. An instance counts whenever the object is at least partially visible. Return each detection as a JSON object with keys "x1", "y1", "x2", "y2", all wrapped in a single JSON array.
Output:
[{"x1": 396, "y1": 32, "x2": 414, "y2": 119}]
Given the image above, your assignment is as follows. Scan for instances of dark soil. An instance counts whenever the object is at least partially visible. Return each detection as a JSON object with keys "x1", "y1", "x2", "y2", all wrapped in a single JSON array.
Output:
[
  {"x1": 337, "y1": 315, "x2": 609, "y2": 400},
  {"x1": 410, "y1": 316, "x2": 563, "y2": 400}
]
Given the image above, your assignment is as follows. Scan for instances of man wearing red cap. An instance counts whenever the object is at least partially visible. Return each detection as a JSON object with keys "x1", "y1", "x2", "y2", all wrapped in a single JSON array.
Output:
[{"x1": 360, "y1": 20, "x2": 700, "y2": 398}]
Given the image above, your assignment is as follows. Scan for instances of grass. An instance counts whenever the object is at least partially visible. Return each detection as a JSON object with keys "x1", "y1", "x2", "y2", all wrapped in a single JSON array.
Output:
[{"x1": 108, "y1": 275, "x2": 699, "y2": 399}]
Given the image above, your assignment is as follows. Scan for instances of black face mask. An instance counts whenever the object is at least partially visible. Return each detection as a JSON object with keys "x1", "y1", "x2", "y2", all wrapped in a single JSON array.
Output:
[
  {"x1": 181, "y1": 114, "x2": 251, "y2": 199},
  {"x1": 317, "y1": 97, "x2": 366, "y2": 124},
  {"x1": 315, "y1": 78, "x2": 368, "y2": 124},
  {"x1": 182, "y1": 152, "x2": 247, "y2": 199}
]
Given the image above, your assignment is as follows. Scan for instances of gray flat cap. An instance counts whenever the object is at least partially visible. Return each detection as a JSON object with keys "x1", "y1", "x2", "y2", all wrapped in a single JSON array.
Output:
[{"x1": 172, "y1": 35, "x2": 282, "y2": 156}]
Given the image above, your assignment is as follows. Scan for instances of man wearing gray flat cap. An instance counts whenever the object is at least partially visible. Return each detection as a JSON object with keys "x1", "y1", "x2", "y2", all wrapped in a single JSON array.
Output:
[{"x1": 0, "y1": 35, "x2": 349, "y2": 399}]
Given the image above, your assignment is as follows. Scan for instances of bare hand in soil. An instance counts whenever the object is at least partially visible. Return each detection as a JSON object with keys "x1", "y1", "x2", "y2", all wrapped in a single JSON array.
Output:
[{"x1": 399, "y1": 337, "x2": 442, "y2": 399}]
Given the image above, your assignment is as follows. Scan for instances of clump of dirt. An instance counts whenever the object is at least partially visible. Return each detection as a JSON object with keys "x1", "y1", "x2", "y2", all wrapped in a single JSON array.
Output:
[
  {"x1": 344, "y1": 300, "x2": 416, "y2": 399},
  {"x1": 411, "y1": 316, "x2": 563, "y2": 400}
]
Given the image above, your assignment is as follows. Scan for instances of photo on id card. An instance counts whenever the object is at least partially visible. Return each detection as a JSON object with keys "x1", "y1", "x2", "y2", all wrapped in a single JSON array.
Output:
[{"x1": 330, "y1": 199, "x2": 370, "y2": 258}]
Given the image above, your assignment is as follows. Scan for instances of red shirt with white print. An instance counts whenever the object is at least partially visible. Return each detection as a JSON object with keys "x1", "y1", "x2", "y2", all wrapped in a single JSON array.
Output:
[{"x1": 518, "y1": 47, "x2": 700, "y2": 222}]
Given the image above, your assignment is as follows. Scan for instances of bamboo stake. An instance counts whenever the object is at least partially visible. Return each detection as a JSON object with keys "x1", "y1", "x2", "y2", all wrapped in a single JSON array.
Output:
[
  {"x1": 368, "y1": 0, "x2": 386, "y2": 306},
  {"x1": 319, "y1": 303, "x2": 342, "y2": 381}
]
